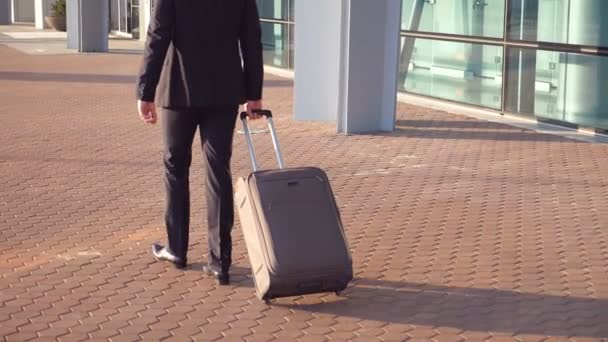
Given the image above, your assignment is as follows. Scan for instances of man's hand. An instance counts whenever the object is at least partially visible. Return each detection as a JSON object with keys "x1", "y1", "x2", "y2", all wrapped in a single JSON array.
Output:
[
  {"x1": 138, "y1": 100, "x2": 157, "y2": 124},
  {"x1": 245, "y1": 100, "x2": 263, "y2": 120}
]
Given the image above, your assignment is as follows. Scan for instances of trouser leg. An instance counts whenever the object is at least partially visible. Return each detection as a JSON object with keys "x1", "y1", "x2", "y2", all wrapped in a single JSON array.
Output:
[
  {"x1": 161, "y1": 108, "x2": 198, "y2": 260},
  {"x1": 199, "y1": 105, "x2": 239, "y2": 272}
]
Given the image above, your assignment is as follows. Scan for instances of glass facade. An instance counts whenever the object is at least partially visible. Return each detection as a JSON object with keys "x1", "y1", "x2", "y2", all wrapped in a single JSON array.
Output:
[
  {"x1": 398, "y1": 38, "x2": 503, "y2": 109},
  {"x1": 401, "y1": 0, "x2": 505, "y2": 38},
  {"x1": 505, "y1": 48, "x2": 608, "y2": 129},
  {"x1": 508, "y1": 0, "x2": 608, "y2": 47},
  {"x1": 399, "y1": 0, "x2": 608, "y2": 130},
  {"x1": 256, "y1": 0, "x2": 294, "y2": 69},
  {"x1": 255, "y1": 0, "x2": 608, "y2": 131},
  {"x1": 109, "y1": 0, "x2": 140, "y2": 38}
]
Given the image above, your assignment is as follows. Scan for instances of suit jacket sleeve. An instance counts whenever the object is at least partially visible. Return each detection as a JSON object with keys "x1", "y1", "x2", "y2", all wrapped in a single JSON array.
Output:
[
  {"x1": 239, "y1": 0, "x2": 264, "y2": 101},
  {"x1": 136, "y1": 0, "x2": 175, "y2": 102}
]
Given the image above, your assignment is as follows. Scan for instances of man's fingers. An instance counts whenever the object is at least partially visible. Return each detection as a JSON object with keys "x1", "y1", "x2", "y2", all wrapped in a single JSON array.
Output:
[
  {"x1": 140, "y1": 110, "x2": 157, "y2": 124},
  {"x1": 146, "y1": 112, "x2": 157, "y2": 124},
  {"x1": 138, "y1": 101, "x2": 158, "y2": 124}
]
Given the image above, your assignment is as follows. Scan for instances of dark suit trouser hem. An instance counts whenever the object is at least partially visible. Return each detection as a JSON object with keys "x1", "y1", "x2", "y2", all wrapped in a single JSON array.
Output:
[{"x1": 162, "y1": 105, "x2": 238, "y2": 271}]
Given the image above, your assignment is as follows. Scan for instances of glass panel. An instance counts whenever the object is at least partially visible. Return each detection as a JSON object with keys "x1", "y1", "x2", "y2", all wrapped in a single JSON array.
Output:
[
  {"x1": 508, "y1": 0, "x2": 608, "y2": 48},
  {"x1": 401, "y1": 0, "x2": 505, "y2": 38},
  {"x1": 131, "y1": 0, "x2": 139, "y2": 39},
  {"x1": 288, "y1": 23, "x2": 295, "y2": 69},
  {"x1": 110, "y1": 0, "x2": 119, "y2": 31},
  {"x1": 398, "y1": 37, "x2": 503, "y2": 109},
  {"x1": 119, "y1": 0, "x2": 128, "y2": 33},
  {"x1": 126, "y1": 0, "x2": 132, "y2": 33},
  {"x1": 261, "y1": 22, "x2": 290, "y2": 68},
  {"x1": 256, "y1": 0, "x2": 289, "y2": 20},
  {"x1": 506, "y1": 48, "x2": 608, "y2": 130}
]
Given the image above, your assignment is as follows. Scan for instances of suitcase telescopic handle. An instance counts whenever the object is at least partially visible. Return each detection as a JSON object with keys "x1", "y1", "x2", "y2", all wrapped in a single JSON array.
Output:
[{"x1": 240, "y1": 109, "x2": 285, "y2": 172}]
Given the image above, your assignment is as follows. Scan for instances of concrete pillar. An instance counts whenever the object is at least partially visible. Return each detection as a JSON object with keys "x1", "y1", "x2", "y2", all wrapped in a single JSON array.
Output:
[
  {"x1": 139, "y1": 0, "x2": 151, "y2": 42},
  {"x1": 66, "y1": 0, "x2": 109, "y2": 52},
  {"x1": 66, "y1": 0, "x2": 78, "y2": 48},
  {"x1": 0, "y1": 0, "x2": 11, "y2": 24},
  {"x1": 294, "y1": 0, "x2": 402, "y2": 133},
  {"x1": 35, "y1": 0, "x2": 54, "y2": 29},
  {"x1": 557, "y1": 1, "x2": 608, "y2": 127}
]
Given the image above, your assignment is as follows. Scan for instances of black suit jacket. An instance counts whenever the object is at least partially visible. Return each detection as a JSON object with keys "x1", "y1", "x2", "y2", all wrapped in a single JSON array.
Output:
[{"x1": 136, "y1": 0, "x2": 264, "y2": 107}]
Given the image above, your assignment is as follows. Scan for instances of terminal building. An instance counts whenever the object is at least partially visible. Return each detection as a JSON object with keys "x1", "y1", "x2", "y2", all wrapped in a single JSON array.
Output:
[{"x1": 1, "y1": 0, "x2": 606, "y2": 133}]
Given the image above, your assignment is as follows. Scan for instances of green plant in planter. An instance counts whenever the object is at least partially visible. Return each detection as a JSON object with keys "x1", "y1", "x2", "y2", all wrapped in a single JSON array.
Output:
[
  {"x1": 46, "y1": 0, "x2": 67, "y2": 31},
  {"x1": 51, "y1": 0, "x2": 66, "y2": 17}
]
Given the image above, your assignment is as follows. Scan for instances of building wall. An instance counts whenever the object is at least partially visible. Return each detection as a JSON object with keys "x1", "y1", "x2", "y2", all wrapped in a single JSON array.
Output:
[{"x1": 257, "y1": 0, "x2": 608, "y2": 131}]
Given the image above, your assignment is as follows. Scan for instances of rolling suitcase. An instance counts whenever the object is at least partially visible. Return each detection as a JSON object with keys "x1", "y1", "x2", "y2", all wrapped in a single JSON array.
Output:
[{"x1": 235, "y1": 110, "x2": 353, "y2": 304}]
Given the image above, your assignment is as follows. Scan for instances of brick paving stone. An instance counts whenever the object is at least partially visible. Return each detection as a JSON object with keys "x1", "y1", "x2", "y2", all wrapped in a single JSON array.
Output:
[
  {"x1": 138, "y1": 329, "x2": 173, "y2": 340},
  {"x1": 1, "y1": 36, "x2": 608, "y2": 342},
  {"x1": 433, "y1": 335, "x2": 466, "y2": 342},
  {"x1": 118, "y1": 324, "x2": 150, "y2": 336},
  {"x1": 5, "y1": 331, "x2": 38, "y2": 342},
  {"x1": 513, "y1": 334, "x2": 547, "y2": 342},
  {"x1": 487, "y1": 337, "x2": 520, "y2": 342},
  {"x1": 109, "y1": 334, "x2": 143, "y2": 342},
  {"x1": 297, "y1": 334, "x2": 329, "y2": 342},
  {"x1": 408, "y1": 327, "x2": 439, "y2": 339},
  {"x1": 36, "y1": 327, "x2": 71, "y2": 339},
  {"x1": 273, "y1": 328, "x2": 305, "y2": 340},
  {"x1": 0, "y1": 325, "x2": 19, "y2": 337},
  {"x1": 87, "y1": 329, "x2": 122, "y2": 339},
  {"x1": 244, "y1": 333, "x2": 277, "y2": 342}
]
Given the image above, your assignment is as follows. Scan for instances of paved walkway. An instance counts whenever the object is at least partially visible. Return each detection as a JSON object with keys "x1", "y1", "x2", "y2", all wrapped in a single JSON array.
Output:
[{"x1": 1, "y1": 33, "x2": 607, "y2": 341}]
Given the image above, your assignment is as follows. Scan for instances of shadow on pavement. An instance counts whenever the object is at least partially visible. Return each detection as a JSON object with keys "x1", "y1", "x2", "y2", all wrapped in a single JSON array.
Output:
[
  {"x1": 358, "y1": 121, "x2": 586, "y2": 143},
  {"x1": 282, "y1": 278, "x2": 608, "y2": 338},
  {"x1": 0, "y1": 71, "x2": 136, "y2": 84},
  {"x1": 396, "y1": 119, "x2": 523, "y2": 131}
]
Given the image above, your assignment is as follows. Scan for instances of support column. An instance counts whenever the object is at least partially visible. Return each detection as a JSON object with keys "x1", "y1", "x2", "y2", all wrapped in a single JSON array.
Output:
[
  {"x1": 66, "y1": 0, "x2": 78, "y2": 48},
  {"x1": 294, "y1": 0, "x2": 403, "y2": 133},
  {"x1": 139, "y1": 0, "x2": 151, "y2": 42},
  {"x1": 34, "y1": 0, "x2": 53, "y2": 29},
  {"x1": 0, "y1": 0, "x2": 11, "y2": 24},
  {"x1": 66, "y1": 0, "x2": 109, "y2": 52}
]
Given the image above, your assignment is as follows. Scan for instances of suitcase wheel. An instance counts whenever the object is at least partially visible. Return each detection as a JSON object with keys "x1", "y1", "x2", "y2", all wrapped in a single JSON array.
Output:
[
  {"x1": 335, "y1": 291, "x2": 342, "y2": 296},
  {"x1": 264, "y1": 298, "x2": 271, "y2": 305}
]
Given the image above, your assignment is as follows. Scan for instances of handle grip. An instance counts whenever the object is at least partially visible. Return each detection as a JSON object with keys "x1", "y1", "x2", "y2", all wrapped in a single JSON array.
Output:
[{"x1": 240, "y1": 109, "x2": 272, "y2": 121}]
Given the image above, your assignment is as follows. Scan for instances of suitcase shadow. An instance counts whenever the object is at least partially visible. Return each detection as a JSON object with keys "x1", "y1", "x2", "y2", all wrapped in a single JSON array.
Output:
[{"x1": 277, "y1": 277, "x2": 608, "y2": 339}]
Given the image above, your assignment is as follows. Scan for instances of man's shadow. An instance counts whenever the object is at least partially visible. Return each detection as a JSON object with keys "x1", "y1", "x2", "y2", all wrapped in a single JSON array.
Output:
[{"x1": 276, "y1": 278, "x2": 608, "y2": 338}]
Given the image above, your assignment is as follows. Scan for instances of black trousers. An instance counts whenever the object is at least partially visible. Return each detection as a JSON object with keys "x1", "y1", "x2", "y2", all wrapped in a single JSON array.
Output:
[{"x1": 162, "y1": 105, "x2": 239, "y2": 272}]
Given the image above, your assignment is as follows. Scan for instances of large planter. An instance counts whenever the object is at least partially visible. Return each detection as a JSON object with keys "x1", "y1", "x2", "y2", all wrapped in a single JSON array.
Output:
[{"x1": 45, "y1": 16, "x2": 67, "y2": 32}]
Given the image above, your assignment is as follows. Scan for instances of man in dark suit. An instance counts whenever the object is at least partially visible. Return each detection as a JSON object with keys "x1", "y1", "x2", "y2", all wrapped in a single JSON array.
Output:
[{"x1": 135, "y1": 0, "x2": 264, "y2": 285}]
